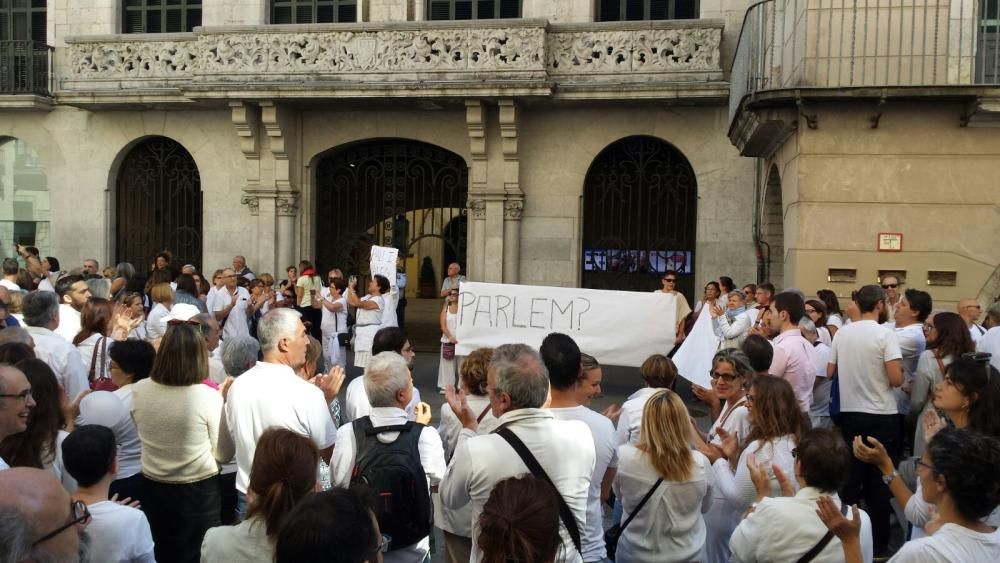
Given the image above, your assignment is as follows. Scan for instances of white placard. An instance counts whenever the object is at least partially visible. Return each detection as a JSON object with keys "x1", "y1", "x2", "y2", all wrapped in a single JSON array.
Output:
[
  {"x1": 670, "y1": 306, "x2": 719, "y2": 389},
  {"x1": 455, "y1": 282, "x2": 677, "y2": 367},
  {"x1": 369, "y1": 246, "x2": 398, "y2": 288}
]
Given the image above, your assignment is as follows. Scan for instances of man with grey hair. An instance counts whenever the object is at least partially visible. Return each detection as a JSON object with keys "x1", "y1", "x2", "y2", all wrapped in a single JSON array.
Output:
[
  {"x1": 23, "y1": 291, "x2": 88, "y2": 402},
  {"x1": 441, "y1": 343, "x2": 596, "y2": 563},
  {"x1": 0, "y1": 327, "x2": 34, "y2": 348},
  {"x1": 232, "y1": 255, "x2": 254, "y2": 281},
  {"x1": 978, "y1": 300, "x2": 1000, "y2": 372},
  {"x1": 1, "y1": 365, "x2": 36, "y2": 470},
  {"x1": 82, "y1": 258, "x2": 99, "y2": 276},
  {"x1": 0, "y1": 468, "x2": 88, "y2": 562},
  {"x1": 221, "y1": 335, "x2": 260, "y2": 379},
  {"x1": 329, "y1": 351, "x2": 441, "y2": 562},
  {"x1": 801, "y1": 318, "x2": 833, "y2": 429},
  {"x1": 181, "y1": 264, "x2": 197, "y2": 275},
  {"x1": 193, "y1": 312, "x2": 225, "y2": 384},
  {"x1": 222, "y1": 308, "x2": 343, "y2": 517}
]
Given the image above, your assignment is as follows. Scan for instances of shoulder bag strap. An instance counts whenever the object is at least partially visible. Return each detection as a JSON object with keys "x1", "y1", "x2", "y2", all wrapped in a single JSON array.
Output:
[
  {"x1": 476, "y1": 404, "x2": 491, "y2": 423},
  {"x1": 496, "y1": 427, "x2": 582, "y2": 555},
  {"x1": 98, "y1": 337, "x2": 108, "y2": 380},
  {"x1": 935, "y1": 352, "x2": 946, "y2": 377},
  {"x1": 618, "y1": 477, "x2": 664, "y2": 533},
  {"x1": 795, "y1": 501, "x2": 848, "y2": 563},
  {"x1": 87, "y1": 337, "x2": 99, "y2": 382}
]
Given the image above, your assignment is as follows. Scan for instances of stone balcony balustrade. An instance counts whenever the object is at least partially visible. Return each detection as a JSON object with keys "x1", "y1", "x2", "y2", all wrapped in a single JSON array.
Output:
[{"x1": 56, "y1": 18, "x2": 726, "y2": 105}]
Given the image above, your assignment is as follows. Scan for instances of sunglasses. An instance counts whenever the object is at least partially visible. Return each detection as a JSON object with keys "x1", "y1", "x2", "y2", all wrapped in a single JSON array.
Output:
[
  {"x1": 662, "y1": 278, "x2": 676, "y2": 283},
  {"x1": 709, "y1": 371, "x2": 741, "y2": 383},
  {"x1": 34, "y1": 500, "x2": 90, "y2": 546},
  {"x1": 881, "y1": 283, "x2": 899, "y2": 289}
]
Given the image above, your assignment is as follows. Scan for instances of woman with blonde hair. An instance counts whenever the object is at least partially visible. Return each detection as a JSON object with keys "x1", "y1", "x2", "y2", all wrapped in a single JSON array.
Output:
[
  {"x1": 145, "y1": 282, "x2": 173, "y2": 340},
  {"x1": 613, "y1": 389, "x2": 714, "y2": 562},
  {"x1": 615, "y1": 353, "x2": 677, "y2": 447}
]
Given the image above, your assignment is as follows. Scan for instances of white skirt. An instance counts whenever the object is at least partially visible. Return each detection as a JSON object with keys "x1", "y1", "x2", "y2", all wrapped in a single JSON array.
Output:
[{"x1": 437, "y1": 346, "x2": 465, "y2": 390}]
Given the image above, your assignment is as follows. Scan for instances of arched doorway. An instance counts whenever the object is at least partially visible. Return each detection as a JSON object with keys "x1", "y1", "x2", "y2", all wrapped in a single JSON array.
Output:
[
  {"x1": 314, "y1": 139, "x2": 468, "y2": 280},
  {"x1": 0, "y1": 137, "x2": 49, "y2": 259},
  {"x1": 760, "y1": 165, "x2": 784, "y2": 288},
  {"x1": 115, "y1": 137, "x2": 202, "y2": 271},
  {"x1": 582, "y1": 135, "x2": 698, "y2": 299}
]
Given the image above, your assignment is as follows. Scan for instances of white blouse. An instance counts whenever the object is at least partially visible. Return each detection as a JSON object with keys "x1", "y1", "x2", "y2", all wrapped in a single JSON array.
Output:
[{"x1": 711, "y1": 435, "x2": 797, "y2": 513}]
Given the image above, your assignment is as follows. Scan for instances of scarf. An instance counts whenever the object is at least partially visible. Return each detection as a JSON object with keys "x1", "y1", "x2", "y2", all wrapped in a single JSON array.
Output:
[{"x1": 726, "y1": 305, "x2": 747, "y2": 320}]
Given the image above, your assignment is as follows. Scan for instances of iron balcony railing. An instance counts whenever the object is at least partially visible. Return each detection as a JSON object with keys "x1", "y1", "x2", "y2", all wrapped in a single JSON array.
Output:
[
  {"x1": 730, "y1": 0, "x2": 1000, "y2": 123},
  {"x1": 0, "y1": 40, "x2": 53, "y2": 96}
]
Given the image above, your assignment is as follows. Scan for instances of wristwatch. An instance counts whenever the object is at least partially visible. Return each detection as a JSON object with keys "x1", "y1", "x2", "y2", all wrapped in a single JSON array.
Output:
[{"x1": 881, "y1": 469, "x2": 898, "y2": 485}]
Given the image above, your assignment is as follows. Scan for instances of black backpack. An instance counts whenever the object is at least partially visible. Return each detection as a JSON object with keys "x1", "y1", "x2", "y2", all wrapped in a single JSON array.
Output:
[{"x1": 350, "y1": 416, "x2": 431, "y2": 550}]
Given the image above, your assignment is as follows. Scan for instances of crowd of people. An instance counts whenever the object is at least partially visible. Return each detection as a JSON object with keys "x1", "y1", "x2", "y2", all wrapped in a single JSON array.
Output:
[{"x1": 0, "y1": 246, "x2": 999, "y2": 563}]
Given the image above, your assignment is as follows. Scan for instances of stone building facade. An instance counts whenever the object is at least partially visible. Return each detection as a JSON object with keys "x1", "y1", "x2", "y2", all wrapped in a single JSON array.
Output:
[{"x1": 0, "y1": 0, "x2": 761, "y2": 303}]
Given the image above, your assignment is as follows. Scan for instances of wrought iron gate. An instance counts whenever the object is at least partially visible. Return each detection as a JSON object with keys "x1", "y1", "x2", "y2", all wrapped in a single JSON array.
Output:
[
  {"x1": 315, "y1": 139, "x2": 468, "y2": 277},
  {"x1": 115, "y1": 137, "x2": 202, "y2": 271},
  {"x1": 582, "y1": 135, "x2": 697, "y2": 298}
]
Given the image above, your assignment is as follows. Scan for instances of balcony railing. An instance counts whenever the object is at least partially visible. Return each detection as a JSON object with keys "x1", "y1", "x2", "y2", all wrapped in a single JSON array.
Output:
[
  {"x1": 60, "y1": 19, "x2": 725, "y2": 99},
  {"x1": 0, "y1": 40, "x2": 53, "y2": 96},
  {"x1": 730, "y1": 0, "x2": 1000, "y2": 124}
]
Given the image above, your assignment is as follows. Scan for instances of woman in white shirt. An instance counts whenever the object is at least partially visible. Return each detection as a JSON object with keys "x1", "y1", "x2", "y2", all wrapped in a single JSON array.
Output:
[
  {"x1": 887, "y1": 427, "x2": 1000, "y2": 562},
  {"x1": 614, "y1": 389, "x2": 714, "y2": 562},
  {"x1": 119, "y1": 291, "x2": 149, "y2": 340},
  {"x1": 694, "y1": 281, "x2": 727, "y2": 316},
  {"x1": 805, "y1": 299, "x2": 838, "y2": 346},
  {"x1": 144, "y1": 282, "x2": 173, "y2": 341},
  {"x1": 615, "y1": 354, "x2": 679, "y2": 447},
  {"x1": 345, "y1": 274, "x2": 389, "y2": 368},
  {"x1": 692, "y1": 348, "x2": 753, "y2": 563},
  {"x1": 436, "y1": 347, "x2": 497, "y2": 562},
  {"x1": 712, "y1": 292, "x2": 752, "y2": 349},
  {"x1": 102, "y1": 340, "x2": 156, "y2": 503},
  {"x1": 816, "y1": 290, "x2": 845, "y2": 329},
  {"x1": 202, "y1": 428, "x2": 320, "y2": 563},
  {"x1": 438, "y1": 288, "x2": 463, "y2": 392},
  {"x1": 318, "y1": 276, "x2": 348, "y2": 369},
  {"x1": 711, "y1": 376, "x2": 805, "y2": 527},
  {"x1": 73, "y1": 297, "x2": 115, "y2": 387}
]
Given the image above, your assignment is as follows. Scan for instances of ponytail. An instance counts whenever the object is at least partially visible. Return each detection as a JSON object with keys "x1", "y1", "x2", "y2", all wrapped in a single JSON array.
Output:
[{"x1": 477, "y1": 476, "x2": 561, "y2": 563}]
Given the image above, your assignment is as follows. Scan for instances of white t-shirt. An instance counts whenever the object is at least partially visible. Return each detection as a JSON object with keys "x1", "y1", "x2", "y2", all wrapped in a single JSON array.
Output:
[
  {"x1": 550, "y1": 405, "x2": 618, "y2": 563},
  {"x1": 615, "y1": 387, "x2": 660, "y2": 447},
  {"x1": 828, "y1": 320, "x2": 902, "y2": 415},
  {"x1": 214, "y1": 287, "x2": 251, "y2": 341},
  {"x1": 0, "y1": 456, "x2": 9, "y2": 470},
  {"x1": 970, "y1": 324, "x2": 987, "y2": 345},
  {"x1": 979, "y1": 326, "x2": 1000, "y2": 373},
  {"x1": 145, "y1": 303, "x2": 170, "y2": 341},
  {"x1": 319, "y1": 288, "x2": 347, "y2": 334},
  {"x1": 0, "y1": 279, "x2": 20, "y2": 291},
  {"x1": 224, "y1": 361, "x2": 337, "y2": 493},
  {"x1": 810, "y1": 342, "x2": 833, "y2": 420},
  {"x1": 84, "y1": 500, "x2": 156, "y2": 563},
  {"x1": 889, "y1": 523, "x2": 1000, "y2": 562}
]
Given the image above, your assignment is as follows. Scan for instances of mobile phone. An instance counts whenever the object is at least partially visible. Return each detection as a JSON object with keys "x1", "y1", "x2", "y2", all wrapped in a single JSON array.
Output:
[{"x1": 349, "y1": 275, "x2": 357, "y2": 285}]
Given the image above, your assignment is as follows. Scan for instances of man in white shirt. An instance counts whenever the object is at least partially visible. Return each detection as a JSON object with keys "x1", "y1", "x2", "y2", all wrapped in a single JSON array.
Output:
[
  {"x1": 880, "y1": 274, "x2": 902, "y2": 320},
  {"x1": 439, "y1": 262, "x2": 466, "y2": 297},
  {"x1": 441, "y1": 343, "x2": 596, "y2": 563},
  {"x1": 344, "y1": 327, "x2": 422, "y2": 422},
  {"x1": 0, "y1": 365, "x2": 36, "y2": 470},
  {"x1": 0, "y1": 467, "x2": 86, "y2": 562},
  {"x1": 541, "y1": 333, "x2": 617, "y2": 563},
  {"x1": 767, "y1": 292, "x2": 818, "y2": 413},
  {"x1": 23, "y1": 291, "x2": 89, "y2": 402},
  {"x1": 213, "y1": 268, "x2": 251, "y2": 341},
  {"x1": 958, "y1": 298, "x2": 987, "y2": 344},
  {"x1": 192, "y1": 312, "x2": 226, "y2": 384},
  {"x1": 730, "y1": 428, "x2": 874, "y2": 563},
  {"x1": 330, "y1": 351, "x2": 441, "y2": 563},
  {"x1": 0, "y1": 258, "x2": 20, "y2": 291},
  {"x1": 222, "y1": 308, "x2": 343, "y2": 516},
  {"x1": 827, "y1": 284, "x2": 903, "y2": 558},
  {"x1": 61, "y1": 425, "x2": 155, "y2": 563},
  {"x1": 978, "y1": 301, "x2": 1000, "y2": 373},
  {"x1": 54, "y1": 274, "x2": 91, "y2": 342}
]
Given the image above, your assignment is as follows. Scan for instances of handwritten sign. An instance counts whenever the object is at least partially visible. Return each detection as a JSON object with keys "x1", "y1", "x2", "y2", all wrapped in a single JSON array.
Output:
[
  {"x1": 455, "y1": 282, "x2": 677, "y2": 367},
  {"x1": 369, "y1": 246, "x2": 399, "y2": 288}
]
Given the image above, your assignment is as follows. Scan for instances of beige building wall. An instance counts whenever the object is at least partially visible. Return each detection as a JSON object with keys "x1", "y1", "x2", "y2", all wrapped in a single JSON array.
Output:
[{"x1": 766, "y1": 100, "x2": 1000, "y2": 310}]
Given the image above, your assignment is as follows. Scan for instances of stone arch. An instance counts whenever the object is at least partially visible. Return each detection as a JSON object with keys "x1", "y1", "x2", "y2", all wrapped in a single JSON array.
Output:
[
  {"x1": 112, "y1": 136, "x2": 203, "y2": 271},
  {"x1": 760, "y1": 164, "x2": 784, "y2": 289},
  {"x1": 581, "y1": 134, "x2": 698, "y2": 297}
]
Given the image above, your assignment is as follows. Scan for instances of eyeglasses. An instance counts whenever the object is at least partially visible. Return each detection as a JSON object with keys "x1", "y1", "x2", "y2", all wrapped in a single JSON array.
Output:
[
  {"x1": 745, "y1": 394, "x2": 755, "y2": 405},
  {"x1": 962, "y1": 304, "x2": 982, "y2": 310},
  {"x1": 881, "y1": 283, "x2": 899, "y2": 289},
  {"x1": 34, "y1": 500, "x2": 90, "y2": 546},
  {"x1": 0, "y1": 389, "x2": 32, "y2": 403},
  {"x1": 915, "y1": 459, "x2": 936, "y2": 473},
  {"x1": 923, "y1": 323, "x2": 936, "y2": 332},
  {"x1": 805, "y1": 308, "x2": 817, "y2": 314},
  {"x1": 709, "y1": 371, "x2": 740, "y2": 383}
]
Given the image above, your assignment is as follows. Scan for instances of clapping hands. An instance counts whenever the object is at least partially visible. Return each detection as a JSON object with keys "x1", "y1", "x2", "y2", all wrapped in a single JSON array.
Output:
[{"x1": 310, "y1": 366, "x2": 346, "y2": 404}]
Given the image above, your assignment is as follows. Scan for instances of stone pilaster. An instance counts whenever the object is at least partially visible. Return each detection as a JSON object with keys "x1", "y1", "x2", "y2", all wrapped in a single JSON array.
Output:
[
  {"x1": 465, "y1": 100, "x2": 488, "y2": 281},
  {"x1": 499, "y1": 99, "x2": 523, "y2": 284}
]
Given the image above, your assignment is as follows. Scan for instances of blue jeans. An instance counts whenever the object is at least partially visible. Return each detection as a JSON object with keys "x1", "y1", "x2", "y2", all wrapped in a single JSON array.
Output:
[{"x1": 235, "y1": 490, "x2": 247, "y2": 522}]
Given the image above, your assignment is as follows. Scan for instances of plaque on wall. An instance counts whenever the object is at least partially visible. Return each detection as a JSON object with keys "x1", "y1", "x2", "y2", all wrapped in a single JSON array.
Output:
[{"x1": 877, "y1": 232, "x2": 903, "y2": 252}]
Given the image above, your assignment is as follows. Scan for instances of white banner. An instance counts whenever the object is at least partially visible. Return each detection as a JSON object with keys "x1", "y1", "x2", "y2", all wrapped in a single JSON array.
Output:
[
  {"x1": 455, "y1": 282, "x2": 677, "y2": 367},
  {"x1": 670, "y1": 306, "x2": 719, "y2": 389},
  {"x1": 369, "y1": 246, "x2": 398, "y2": 288}
]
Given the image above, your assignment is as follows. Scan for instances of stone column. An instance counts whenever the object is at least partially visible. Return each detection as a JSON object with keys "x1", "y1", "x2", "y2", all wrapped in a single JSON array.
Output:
[
  {"x1": 465, "y1": 100, "x2": 488, "y2": 281},
  {"x1": 499, "y1": 99, "x2": 523, "y2": 284},
  {"x1": 276, "y1": 195, "x2": 299, "y2": 276}
]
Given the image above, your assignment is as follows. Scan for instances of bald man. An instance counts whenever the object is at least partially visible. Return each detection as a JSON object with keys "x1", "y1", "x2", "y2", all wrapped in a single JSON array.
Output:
[
  {"x1": 0, "y1": 467, "x2": 87, "y2": 562},
  {"x1": 0, "y1": 365, "x2": 35, "y2": 470},
  {"x1": 957, "y1": 298, "x2": 986, "y2": 344}
]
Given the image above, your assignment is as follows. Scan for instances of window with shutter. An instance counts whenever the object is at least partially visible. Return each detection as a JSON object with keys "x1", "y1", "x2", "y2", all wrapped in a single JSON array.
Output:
[
  {"x1": 597, "y1": 0, "x2": 698, "y2": 22},
  {"x1": 1, "y1": 0, "x2": 45, "y2": 44},
  {"x1": 270, "y1": 1, "x2": 355, "y2": 24},
  {"x1": 122, "y1": 0, "x2": 202, "y2": 34},
  {"x1": 427, "y1": 0, "x2": 519, "y2": 20}
]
